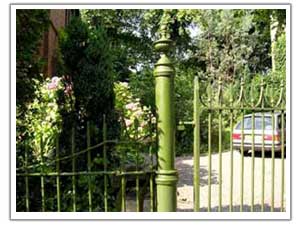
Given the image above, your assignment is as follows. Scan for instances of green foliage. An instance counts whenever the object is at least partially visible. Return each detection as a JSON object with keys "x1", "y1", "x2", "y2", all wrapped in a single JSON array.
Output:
[
  {"x1": 59, "y1": 17, "x2": 115, "y2": 122},
  {"x1": 274, "y1": 33, "x2": 286, "y2": 79},
  {"x1": 129, "y1": 67, "x2": 156, "y2": 111},
  {"x1": 143, "y1": 9, "x2": 196, "y2": 60},
  {"x1": 196, "y1": 10, "x2": 261, "y2": 82},
  {"x1": 114, "y1": 82, "x2": 155, "y2": 142},
  {"x1": 20, "y1": 76, "x2": 64, "y2": 159},
  {"x1": 81, "y1": 9, "x2": 154, "y2": 80},
  {"x1": 16, "y1": 9, "x2": 50, "y2": 158},
  {"x1": 16, "y1": 10, "x2": 50, "y2": 111}
]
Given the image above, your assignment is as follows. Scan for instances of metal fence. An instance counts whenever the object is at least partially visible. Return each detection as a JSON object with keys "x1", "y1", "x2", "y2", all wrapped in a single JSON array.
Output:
[
  {"x1": 16, "y1": 115, "x2": 157, "y2": 212},
  {"x1": 16, "y1": 75, "x2": 287, "y2": 213},
  {"x1": 192, "y1": 76, "x2": 286, "y2": 212}
]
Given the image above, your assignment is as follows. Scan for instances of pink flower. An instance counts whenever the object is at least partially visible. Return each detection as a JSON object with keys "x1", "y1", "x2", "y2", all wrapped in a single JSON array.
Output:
[
  {"x1": 64, "y1": 83, "x2": 73, "y2": 95},
  {"x1": 134, "y1": 110, "x2": 143, "y2": 117},
  {"x1": 47, "y1": 76, "x2": 61, "y2": 90},
  {"x1": 125, "y1": 103, "x2": 136, "y2": 110},
  {"x1": 125, "y1": 119, "x2": 132, "y2": 127},
  {"x1": 51, "y1": 76, "x2": 60, "y2": 85},
  {"x1": 47, "y1": 83, "x2": 57, "y2": 90}
]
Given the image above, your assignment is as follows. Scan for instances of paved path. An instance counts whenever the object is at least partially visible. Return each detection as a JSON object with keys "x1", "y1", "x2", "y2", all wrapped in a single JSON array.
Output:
[{"x1": 176, "y1": 151, "x2": 286, "y2": 212}]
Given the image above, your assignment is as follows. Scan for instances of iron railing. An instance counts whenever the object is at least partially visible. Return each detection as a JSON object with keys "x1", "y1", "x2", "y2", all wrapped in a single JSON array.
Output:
[
  {"x1": 16, "y1": 115, "x2": 157, "y2": 212},
  {"x1": 192, "y1": 75, "x2": 286, "y2": 212}
]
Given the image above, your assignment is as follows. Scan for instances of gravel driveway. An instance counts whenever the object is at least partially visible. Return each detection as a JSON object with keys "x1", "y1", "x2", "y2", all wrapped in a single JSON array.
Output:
[{"x1": 176, "y1": 150, "x2": 286, "y2": 212}]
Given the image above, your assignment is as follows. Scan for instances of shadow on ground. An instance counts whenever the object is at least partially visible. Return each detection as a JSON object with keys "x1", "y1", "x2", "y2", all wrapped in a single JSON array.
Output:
[{"x1": 176, "y1": 160, "x2": 218, "y2": 187}]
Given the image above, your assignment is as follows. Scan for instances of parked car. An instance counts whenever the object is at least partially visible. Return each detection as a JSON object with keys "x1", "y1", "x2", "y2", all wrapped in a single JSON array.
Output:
[{"x1": 232, "y1": 112, "x2": 286, "y2": 154}]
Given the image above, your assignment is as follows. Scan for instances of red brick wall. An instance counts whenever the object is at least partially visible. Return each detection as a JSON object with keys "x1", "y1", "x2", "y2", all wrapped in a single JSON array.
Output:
[{"x1": 40, "y1": 9, "x2": 67, "y2": 77}]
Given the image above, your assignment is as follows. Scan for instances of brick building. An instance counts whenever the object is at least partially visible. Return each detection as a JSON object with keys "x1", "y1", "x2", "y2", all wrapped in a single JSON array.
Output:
[{"x1": 39, "y1": 9, "x2": 79, "y2": 76}]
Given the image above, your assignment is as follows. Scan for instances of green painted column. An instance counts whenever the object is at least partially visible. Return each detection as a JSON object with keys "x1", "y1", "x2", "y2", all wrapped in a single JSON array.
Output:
[{"x1": 154, "y1": 21, "x2": 177, "y2": 212}]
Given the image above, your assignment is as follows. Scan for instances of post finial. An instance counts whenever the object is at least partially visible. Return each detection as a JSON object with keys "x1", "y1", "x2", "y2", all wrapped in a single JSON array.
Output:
[{"x1": 154, "y1": 20, "x2": 173, "y2": 53}]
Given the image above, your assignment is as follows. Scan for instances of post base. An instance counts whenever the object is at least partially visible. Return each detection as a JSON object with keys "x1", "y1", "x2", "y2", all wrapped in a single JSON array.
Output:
[{"x1": 156, "y1": 170, "x2": 178, "y2": 212}]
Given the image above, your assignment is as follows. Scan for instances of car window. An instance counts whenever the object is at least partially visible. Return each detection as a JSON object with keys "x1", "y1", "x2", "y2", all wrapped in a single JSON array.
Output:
[
  {"x1": 235, "y1": 117, "x2": 252, "y2": 130},
  {"x1": 235, "y1": 116, "x2": 273, "y2": 130},
  {"x1": 255, "y1": 117, "x2": 272, "y2": 130}
]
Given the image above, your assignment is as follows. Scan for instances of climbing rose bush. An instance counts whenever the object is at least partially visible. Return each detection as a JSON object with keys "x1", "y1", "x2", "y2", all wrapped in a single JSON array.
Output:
[
  {"x1": 114, "y1": 82, "x2": 155, "y2": 141},
  {"x1": 20, "y1": 75, "x2": 73, "y2": 160}
]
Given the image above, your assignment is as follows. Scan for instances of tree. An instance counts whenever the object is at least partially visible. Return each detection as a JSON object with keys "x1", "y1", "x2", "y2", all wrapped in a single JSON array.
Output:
[
  {"x1": 80, "y1": 9, "x2": 154, "y2": 81},
  {"x1": 59, "y1": 17, "x2": 115, "y2": 123},
  {"x1": 194, "y1": 9, "x2": 271, "y2": 83},
  {"x1": 16, "y1": 10, "x2": 50, "y2": 109},
  {"x1": 16, "y1": 9, "x2": 50, "y2": 148}
]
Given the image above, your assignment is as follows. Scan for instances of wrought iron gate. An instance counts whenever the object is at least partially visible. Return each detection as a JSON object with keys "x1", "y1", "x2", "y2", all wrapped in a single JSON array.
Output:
[{"x1": 192, "y1": 75, "x2": 286, "y2": 212}]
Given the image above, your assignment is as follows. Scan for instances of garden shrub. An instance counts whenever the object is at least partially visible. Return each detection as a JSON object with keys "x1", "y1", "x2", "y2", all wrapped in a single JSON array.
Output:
[
  {"x1": 114, "y1": 81, "x2": 156, "y2": 167},
  {"x1": 114, "y1": 82, "x2": 155, "y2": 141}
]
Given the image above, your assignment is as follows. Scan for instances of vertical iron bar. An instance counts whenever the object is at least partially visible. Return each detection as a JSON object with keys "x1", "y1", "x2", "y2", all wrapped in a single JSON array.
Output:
[
  {"x1": 208, "y1": 108, "x2": 212, "y2": 212},
  {"x1": 229, "y1": 83, "x2": 234, "y2": 212},
  {"x1": 251, "y1": 112, "x2": 255, "y2": 212},
  {"x1": 217, "y1": 78, "x2": 223, "y2": 212},
  {"x1": 149, "y1": 115, "x2": 154, "y2": 212},
  {"x1": 103, "y1": 115, "x2": 108, "y2": 212},
  {"x1": 121, "y1": 176, "x2": 126, "y2": 212},
  {"x1": 135, "y1": 121, "x2": 140, "y2": 212},
  {"x1": 229, "y1": 109, "x2": 233, "y2": 212},
  {"x1": 193, "y1": 76, "x2": 200, "y2": 212},
  {"x1": 87, "y1": 121, "x2": 92, "y2": 212},
  {"x1": 261, "y1": 112, "x2": 265, "y2": 211},
  {"x1": 207, "y1": 80, "x2": 212, "y2": 212},
  {"x1": 71, "y1": 125, "x2": 76, "y2": 212},
  {"x1": 150, "y1": 145, "x2": 154, "y2": 212},
  {"x1": 121, "y1": 147, "x2": 126, "y2": 212},
  {"x1": 271, "y1": 112, "x2": 275, "y2": 212},
  {"x1": 271, "y1": 78, "x2": 275, "y2": 212},
  {"x1": 136, "y1": 151, "x2": 140, "y2": 212},
  {"x1": 40, "y1": 137, "x2": 45, "y2": 212},
  {"x1": 218, "y1": 109, "x2": 222, "y2": 212},
  {"x1": 56, "y1": 136, "x2": 61, "y2": 212},
  {"x1": 281, "y1": 111, "x2": 285, "y2": 212},
  {"x1": 25, "y1": 143, "x2": 29, "y2": 212},
  {"x1": 240, "y1": 110, "x2": 244, "y2": 212}
]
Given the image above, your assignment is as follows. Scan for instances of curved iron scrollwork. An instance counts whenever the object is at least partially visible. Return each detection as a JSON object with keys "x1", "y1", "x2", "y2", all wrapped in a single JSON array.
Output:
[{"x1": 196, "y1": 76, "x2": 286, "y2": 110}]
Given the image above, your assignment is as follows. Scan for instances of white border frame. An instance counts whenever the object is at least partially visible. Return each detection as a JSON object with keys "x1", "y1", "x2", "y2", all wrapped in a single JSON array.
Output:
[{"x1": 10, "y1": 3, "x2": 291, "y2": 220}]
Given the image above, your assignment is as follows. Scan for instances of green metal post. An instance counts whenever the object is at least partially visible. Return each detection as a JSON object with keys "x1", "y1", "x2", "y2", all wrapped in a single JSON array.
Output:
[
  {"x1": 229, "y1": 83, "x2": 234, "y2": 212},
  {"x1": 40, "y1": 137, "x2": 45, "y2": 212},
  {"x1": 71, "y1": 126, "x2": 77, "y2": 212},
  {"x1": 193, "y1": 76, "x2": 200, "y2": 212},
  {"x1": 103, "y1": 115, "x2": 108, "y2": 212},
  {"x1": 154, "y1": 18, "x2": 177, "y2": 212},
  {"x1": 208, "y1": 84, "x2": 212, "y2": 212},
  {"x1": 87, "y1": 121, "x2": 92, "y2": 212},
  {"x1": 261, "y1": 79, "x2": 265, "y2": 212},
  {"x1": 149, "y1": 117, "x2": 154, "y2": 212},
  {"x1": 271, "y1": 111, "x2": 275, "y2": 212},
  {"x1": 218, "y1": 78, "x2": 223, "y2": 212},
  {"x1": 251, "y1": 112, "x2": 255, "y2": 212},
  {"x1": 280, "y1": 110, "x2": 285, "y2": 212},
  {"x1": 135, "y1": 119, "x2": 140, "y2": 212},
  {"x1": 56, "y1": 137, "x2": 61, "y2": 212},
  {"x1": 121, "y1": 146, "x2": 126, "y2": 212},
  {"x1": 25, "y1": 143, "x2": 29, "y2": 212},
  {"x1": 261, "y1": 112, "x2": 265, "y2": 212}
]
